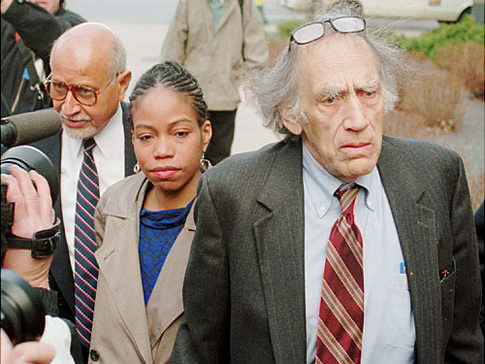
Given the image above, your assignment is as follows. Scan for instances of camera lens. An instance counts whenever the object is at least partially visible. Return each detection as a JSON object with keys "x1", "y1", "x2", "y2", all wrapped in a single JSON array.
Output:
[
  {"x1": 1, "y1": 145, "x2": 59, "y2": 204},
  {"x1": 1, "y1": 269, "x2": 45, "y2": 345}
]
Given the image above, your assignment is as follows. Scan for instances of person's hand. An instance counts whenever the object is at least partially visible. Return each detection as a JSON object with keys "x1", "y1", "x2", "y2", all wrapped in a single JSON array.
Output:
[
  {"x1": 1, "y1": 165, "x2": 55, "y2": 238},
  {"x1": 1, "y1": 166, "x2": 55, "y2": 289},
  {"x1": 1, "y1": 0, "x2": 13, "y2": 14},
  {"x1": 1, "y1": 329, "x2": 56, "y2": 364}
]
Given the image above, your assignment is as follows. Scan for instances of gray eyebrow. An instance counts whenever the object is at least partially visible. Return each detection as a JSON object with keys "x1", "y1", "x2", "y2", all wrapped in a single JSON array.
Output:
[
  {"x1": 359, "y1": 80, "x2": 379, "y2": 92},
  {"x1": 316, "y1": 80, "x2": 380, "y2": 100},
  {"x1": 315, "y1": 88, "x2": 341, "y2": 101}
]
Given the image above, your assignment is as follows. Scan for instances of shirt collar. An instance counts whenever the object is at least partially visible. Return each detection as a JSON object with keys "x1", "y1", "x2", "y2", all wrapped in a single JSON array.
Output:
[
  {"x1": 302, "y1": 142, "x2": 378, "y2": 214},
  {"x1": 65, "y1": 103, "x2": 123, "y2": 158},
  {"x1": 302, "y1": 143, "x2": 341, "y2": 218},
  {"x1": 94, "y1": 104, "x2": 123, "y2": 160},
  {"x1": 353, "y1": 166, "x2": 378, "y2": 211}
]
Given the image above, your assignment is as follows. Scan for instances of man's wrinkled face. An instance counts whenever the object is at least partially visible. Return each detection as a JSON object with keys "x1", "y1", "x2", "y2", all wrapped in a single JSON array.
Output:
[
  {"x1": 50, "y1": 43, "x2": 128, "y2": 140},
  {"x1": 284, "y1": 34, "x2": 385, "y2": 183}
]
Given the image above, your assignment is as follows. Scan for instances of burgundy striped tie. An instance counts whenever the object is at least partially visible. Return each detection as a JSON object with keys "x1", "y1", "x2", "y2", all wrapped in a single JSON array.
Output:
[
  {"x1": 74, "y1": 138, "x2": 99, "y2": 347},
  {"x1": 316, "y1": 187, "x2": 364, "y2": 364}
]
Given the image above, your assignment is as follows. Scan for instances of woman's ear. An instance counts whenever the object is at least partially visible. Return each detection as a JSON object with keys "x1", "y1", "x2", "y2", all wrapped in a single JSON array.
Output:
[{"x1": 201, "y1": 120, "x2": 212, "y2": 152}]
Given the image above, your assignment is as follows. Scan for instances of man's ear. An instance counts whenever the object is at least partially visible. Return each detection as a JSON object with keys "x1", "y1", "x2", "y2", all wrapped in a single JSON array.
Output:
[
  {"x1": 117, "y1": 71, "x2": 132, "y2": 102},
  {"x1": 280, "y1": 104, "x2": 303, "y2": 136}
]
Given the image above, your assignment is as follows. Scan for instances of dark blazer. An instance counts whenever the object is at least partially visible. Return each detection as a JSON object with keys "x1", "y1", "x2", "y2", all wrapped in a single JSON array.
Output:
[
  {"x1": 475, "y1": 199, "x2": 485, "y2": 338},
  {"x1": 32, "y1": 102, "x2": 136, "y2": 322},
  {"x1": 170, "y1": 135, "x2": 484, "y2": 364}
]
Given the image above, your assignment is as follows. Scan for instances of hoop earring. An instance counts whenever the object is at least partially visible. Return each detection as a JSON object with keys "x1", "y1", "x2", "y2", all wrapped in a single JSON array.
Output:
[
  {"x1": 200, "y1": 153, "x2": 210, "y2": 170},
  {"x1": 133, "y1": 163, "x2": 140, "y2": 173}
]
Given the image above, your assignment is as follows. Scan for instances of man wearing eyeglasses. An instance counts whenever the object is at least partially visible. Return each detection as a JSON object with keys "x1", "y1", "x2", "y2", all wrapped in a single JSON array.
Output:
[
  {"x1": 170, "y1": 1, "x2": 483, "y2": 363},
  {"x1": 31, "y1": 22, "x2": 137, "y2": 363}
]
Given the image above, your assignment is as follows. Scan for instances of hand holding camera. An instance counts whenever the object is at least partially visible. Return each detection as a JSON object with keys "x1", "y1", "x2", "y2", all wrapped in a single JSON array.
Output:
[
  {"x1": 0, "y1": 110, "x2": 77, "y2": 363},
  {"x1": 1, "y1": 166, "x2": 56, "y2": 289}
]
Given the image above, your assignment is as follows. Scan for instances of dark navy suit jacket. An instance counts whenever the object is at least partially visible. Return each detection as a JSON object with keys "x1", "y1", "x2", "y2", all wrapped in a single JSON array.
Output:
[{"x1": 32, "y1": 102, "x2": 136, "y2": 322}]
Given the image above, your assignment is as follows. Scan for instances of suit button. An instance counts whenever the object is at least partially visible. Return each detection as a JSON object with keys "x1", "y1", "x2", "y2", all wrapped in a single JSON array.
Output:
[{"x1": 90, "y1": 349, "x2": 99, "y2": 361}]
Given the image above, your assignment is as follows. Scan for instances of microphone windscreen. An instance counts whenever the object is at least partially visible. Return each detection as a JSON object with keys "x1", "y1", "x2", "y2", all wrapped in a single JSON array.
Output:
[{"x1": 8, "y1": 109, "x2": 62, "y2": 146}]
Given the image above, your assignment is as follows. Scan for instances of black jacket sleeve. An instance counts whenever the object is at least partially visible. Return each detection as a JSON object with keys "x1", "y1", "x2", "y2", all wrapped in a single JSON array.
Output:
[{"x1": 2, "y1": 1, "x2": 85, "y2": 65}]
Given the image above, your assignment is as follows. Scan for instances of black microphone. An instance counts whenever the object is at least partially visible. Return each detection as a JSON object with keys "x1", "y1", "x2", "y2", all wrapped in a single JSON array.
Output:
[{"x1": 1, "y1": 109, "x2": 62, "y2": 148}]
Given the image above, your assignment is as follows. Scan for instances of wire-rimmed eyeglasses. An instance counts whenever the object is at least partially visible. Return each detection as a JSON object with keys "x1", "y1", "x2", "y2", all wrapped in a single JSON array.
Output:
[
  {"x1": 288, "y1": 16, "x2": 366, "y2": 52},
  {"x1": 43, "y1": 74, "x2": 118, "y2": 106}
]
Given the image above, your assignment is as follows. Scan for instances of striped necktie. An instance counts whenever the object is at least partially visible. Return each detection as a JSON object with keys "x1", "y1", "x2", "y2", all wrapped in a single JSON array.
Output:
[
  {"x1": 74, "y1": 137, "x2": 100, "y2": 347},
  {"x1": 316, "y1": 186, "x2": 364, "y2": 364}
]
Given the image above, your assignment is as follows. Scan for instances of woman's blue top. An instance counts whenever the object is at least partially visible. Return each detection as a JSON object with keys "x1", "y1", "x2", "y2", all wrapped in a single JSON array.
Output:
[{"x1": 138, "y1": 199, "x2": 194, "y2": 305}]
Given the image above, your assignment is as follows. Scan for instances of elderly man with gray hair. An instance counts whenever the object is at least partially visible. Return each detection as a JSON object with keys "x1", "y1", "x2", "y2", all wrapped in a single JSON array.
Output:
[
  {"x1": 32, "y1": 22, "x2": 137, "y2": 363},
  {"x1": 169, "y1": 1, "x2": 483, "y2": 363}
]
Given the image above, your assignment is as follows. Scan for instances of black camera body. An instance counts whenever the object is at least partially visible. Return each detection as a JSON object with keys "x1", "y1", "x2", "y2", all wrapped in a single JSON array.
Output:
[
  {"x1": 0, "y1": 139, "x2": 61, "y2": 345},
  {"x1": 1, "y1": 109, "x2": 61, "y2": 261},
  {"x1": 1, "y1": 181, "x2": 11, "y2": 265},
  {"x1": 1, "y1": 145, "x2": 60, "y2": 263},
  {"x1": 1, "y1": 145, "x2": 59, "y2": 205}
]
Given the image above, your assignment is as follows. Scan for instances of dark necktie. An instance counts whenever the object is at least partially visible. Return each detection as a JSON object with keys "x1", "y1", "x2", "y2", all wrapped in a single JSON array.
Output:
[
  {"x1": 74, "y1": 138, "x2": 100, "y2": 347},
  {"x1": 316, "y1": 186, "x2": 364, "y2": 364}
]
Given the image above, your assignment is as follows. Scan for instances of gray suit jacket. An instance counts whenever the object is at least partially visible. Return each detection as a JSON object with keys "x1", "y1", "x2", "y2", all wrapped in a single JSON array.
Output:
[{"x1": 170, "y1": 135, "x2": 483, "y2": 364}]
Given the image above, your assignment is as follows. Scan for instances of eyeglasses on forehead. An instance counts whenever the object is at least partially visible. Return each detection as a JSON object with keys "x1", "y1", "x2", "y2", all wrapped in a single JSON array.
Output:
[
  {"x1": 288, "y1": 16, "x2": 366, "y2": 52},
  {"x1": 43, "y1": 74, "x2": 118, "y2": 106}
]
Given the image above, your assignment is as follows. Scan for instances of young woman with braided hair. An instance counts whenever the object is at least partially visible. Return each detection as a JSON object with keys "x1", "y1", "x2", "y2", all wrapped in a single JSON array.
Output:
[{"x1": 88, "y1": 61, "x2": 212, "y2": 364}]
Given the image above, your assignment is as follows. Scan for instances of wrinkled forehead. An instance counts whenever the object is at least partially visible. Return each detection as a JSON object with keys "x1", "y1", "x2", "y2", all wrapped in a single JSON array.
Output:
[
  {"x1": 296, "y1": 33, "x2": 380, "y2": 91},
  {"x1": 51, "y1": 42, "x2": 112, "y2": 82}
]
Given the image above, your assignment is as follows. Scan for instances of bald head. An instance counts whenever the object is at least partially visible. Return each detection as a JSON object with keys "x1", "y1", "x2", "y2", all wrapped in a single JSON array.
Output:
[
  {"x1": 47, "y1": 22, "x2": 132, "y2": 140},
  {"x1": 50, "y1": 22, "x2": 126, "y2": 78}
]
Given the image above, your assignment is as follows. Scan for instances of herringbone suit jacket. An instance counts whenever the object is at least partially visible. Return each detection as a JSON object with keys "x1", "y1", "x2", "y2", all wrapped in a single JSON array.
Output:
[{"x1": 170, "y1": 135, "x2": 483, "y2": 364}]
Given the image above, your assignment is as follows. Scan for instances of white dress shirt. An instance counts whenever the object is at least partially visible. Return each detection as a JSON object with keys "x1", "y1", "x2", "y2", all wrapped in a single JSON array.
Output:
[
  {"x1": 61, "y1": 104, "x2": 126, "y2": 271},
  {"x1": 302, "y1": 143, "x2": 415, "y2": 364},
  {"x1": 41, "y1": 316, "x2": 75, "y2": 364}
]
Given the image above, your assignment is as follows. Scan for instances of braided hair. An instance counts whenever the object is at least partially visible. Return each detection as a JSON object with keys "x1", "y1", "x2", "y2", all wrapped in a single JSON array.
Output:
[{"x1": 129, "y1": 61, "x2": 208, "y2": 126}]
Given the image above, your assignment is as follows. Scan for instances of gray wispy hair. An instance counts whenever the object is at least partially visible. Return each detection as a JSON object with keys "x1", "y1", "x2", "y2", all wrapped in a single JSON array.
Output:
[{"x1": 249, "y1": 0, "x2": 406, "y2": 137}]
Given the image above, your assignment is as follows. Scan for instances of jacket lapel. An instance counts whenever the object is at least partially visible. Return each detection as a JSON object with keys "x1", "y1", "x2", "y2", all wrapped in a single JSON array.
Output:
[
  {"x1": 95, "y1": 178, "x2": 152, "y2": 364},
  {"x1": 202, "y1": 0, "x2": 216, "y2": 39},
  {"x1": 146, "y1": 206, "x2": 196, "y2": 348},
  {"x1": 35, "y1": 131, "x2": 76, "y2": 317},
  {"x1": 378, "y1": 135, "x2": 441, "y2": 363},
  {"x1": 253, "y1": 139, "x2": 307, "y2": 364},
  {"x1": 216, "y1": 0, "x2": 237, "y2": 33}
]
